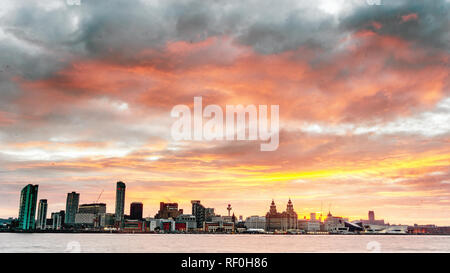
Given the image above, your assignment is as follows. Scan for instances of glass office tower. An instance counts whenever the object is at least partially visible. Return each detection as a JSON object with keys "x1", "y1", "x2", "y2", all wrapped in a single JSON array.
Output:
[
  {"x1": 18, "y1": 184, "x2": 39, "y2": 230},
  {"x1": 115, "y1": 181, "x2": 126, "y2": 226},
  {"x1": 65, "y1": 191, "x2": 80, "y2": 225},
  {"x1": 36, "y1": 199, "x2": 48, "y2": 230}
]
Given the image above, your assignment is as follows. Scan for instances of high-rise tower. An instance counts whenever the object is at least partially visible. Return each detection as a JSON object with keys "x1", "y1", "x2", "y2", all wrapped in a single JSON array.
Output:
[
  {"x1": 115, "y1": 181, "x2": 126, "y2": 226},
  {"x1": 18, "y1": 184, "x2": 39, "y2": 230},
  {"x1": 130, "y1": 202, "x2": 143, "y2": 220},
  {"x1": 65, "y1": 192, "x2": 80, "y2": 225},
  {"x1": 36, "y1": 199, "x2": 48, "y2": 230}
]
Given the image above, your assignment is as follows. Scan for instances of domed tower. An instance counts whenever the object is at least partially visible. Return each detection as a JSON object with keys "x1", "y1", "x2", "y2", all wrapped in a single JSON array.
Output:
[
  {"x1": 285, "y1": 198, "x2": 298, "y2": 230},
  {"x1": 286, "y1": 198, "x2": 294, "y2": 213},
  {"x1": 269, "y1": 199, "x2": 277, "y2": 214}
]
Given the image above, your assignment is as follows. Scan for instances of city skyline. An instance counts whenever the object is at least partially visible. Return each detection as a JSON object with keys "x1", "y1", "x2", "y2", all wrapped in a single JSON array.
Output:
[
  {"x1": 0, "y1": 0, "x2": 449, "y2": 225},
  {"x1": 3, "y1": 181, "x2": 447, "y2": 226}
]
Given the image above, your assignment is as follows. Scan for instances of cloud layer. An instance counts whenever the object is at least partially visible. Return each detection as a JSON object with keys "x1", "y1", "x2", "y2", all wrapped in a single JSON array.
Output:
[{"x1": 0, "y1": 0, "x2": 449, "y2": 224}]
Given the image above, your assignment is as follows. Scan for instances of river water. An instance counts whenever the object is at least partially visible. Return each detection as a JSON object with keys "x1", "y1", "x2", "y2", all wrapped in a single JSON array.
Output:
[{"x1": 1, "y1": 233, "x2": 449, "y2": 253}]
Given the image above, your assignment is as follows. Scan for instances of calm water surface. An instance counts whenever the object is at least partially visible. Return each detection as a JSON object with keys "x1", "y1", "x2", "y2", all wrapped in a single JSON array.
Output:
[{"x1": 1, "y1": 234, "x2": 449, "y2": 253}]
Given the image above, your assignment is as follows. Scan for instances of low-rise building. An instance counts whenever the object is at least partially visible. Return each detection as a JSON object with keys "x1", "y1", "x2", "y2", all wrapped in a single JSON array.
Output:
[
  {"x1": 409, "y1": 225, "x2": 450, "y2": 235},
  {"x1": 204, "y1": 221, "x2": 234, "y2": 233},
  {"x1": 245, "y1": 216, "x2": 266, "y2": 230},
  {"x1": 123, "y1": 219, "x2": 146, "y2": 232},
  {"x1": 99, "y1": 213, "x2": 115, "y2": 228},
  {"x1": 176, "y1": 214, "x2": 197, "y2": 231},
  {"x1": 298, "y1": 219, "x2": 321, "y2": 232},
  {"x1": 145, "y1": 217, "x2": 158, "y2": 232},
  {"x1": 160, "y1": 219, "x2": 175, "y2": 232},
  {"x1": 74, "y1": 213, "x2": 96, "y2": 227},
  {"x1": 78, "y1": 203, "x2": 106, "y2": 214},
  {"x1": 45, "y1": 218, "x2": 53, "y2": 230},
  {"x1": 324, "y1": 212, "x2": 348, "y2": 233},
  {"x1": 155, "y1": 202, "x2": 183, "y2": 219}
]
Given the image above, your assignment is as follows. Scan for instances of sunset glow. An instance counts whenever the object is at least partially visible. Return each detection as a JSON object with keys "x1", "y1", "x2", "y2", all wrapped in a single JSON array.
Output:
[{"x1": 0, "y1": 0, "x2": 449, "y2": 225}]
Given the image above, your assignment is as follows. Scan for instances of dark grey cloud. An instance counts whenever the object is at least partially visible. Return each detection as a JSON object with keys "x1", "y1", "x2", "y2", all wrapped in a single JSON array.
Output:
[
  {"x1": 341, "y1": 0, "x2": 450, "y2": 51},
  {"x1": 0, "y1": 0, "x2": 448, "y2": 144},
  {"x1": 1, "y1": 0, "x2": 448, "y2": 81}
]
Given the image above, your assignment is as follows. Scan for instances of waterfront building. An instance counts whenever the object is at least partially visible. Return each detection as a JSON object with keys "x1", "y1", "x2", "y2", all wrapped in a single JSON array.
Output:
[
  {"x1": 409, "y1": 224, "x2": 450, "y2": 235},
  {"x1": 99, "y1": 213, "x2": 115, "y2": 228},
  {"x1": 265, "y1": 199, "x2": 298, "y2": 232},
  {"x1": 176, "y1": 214, "x2": 197, "y2": 231},
  {"x1": 155, "y1": 202, "x2": 183, "y2": 219},
  {"x1": 65, "y1": 192, "x2": 80, "y2": 226},
  {"x1": 191, "y1": 200, "x2": 205, "y2": 228},
  {"x1": 362, "y1": 224, "x2": 407, "y2": 234},
  {"x1": 205, "y1": 208, "x2": 215, "y2": 221},
  {"x1": 204, "y1": 220, "x2": 235, "y2": 233},
  {"x1": 202, "y1": 214, "x2": 235, "y2": 233},
  {"x1": 369, "y1": 210, "x2": 375, "y2": 222},
  {"x1": 235, "y1": 220, "x2": 247, "y2": 233},
  {"x1": 285, "y1": 199, "x2": 298, "y2": 229},
  {"x1": 0, "y1": 218, "x2": 15, "y2": 230},
  {"x1": 154, "y1": 218, "x2": 175, "y2": 232},
  {"x1": 130, "y1": 202, "x2": 143, "y2": 220},
  {"x1": 45, "y1": 218, "x2": 53, "y2": 230},
  {"x1": 298, "y1": 219, "x2": 321, "y2": 232},
  {"x1": 123, "y1": 219, "x2": 146, "y2": 232},
  {"x1": 115, "y1": 181, "x2": 126, "y2": 226},
  {"x1": 175, "y1": 222, "x2": 187, "y2": 231},
  {"x1": 144, "y1": 217, "x2": 185, "y2": 232},
  {"x1": 18, "y1": 184, "x2": 39, "y2": 230},
  {"x1": 51, "y1": 210, "x2": 65, "y2": 230},
  {"x1": 324, "y1": 212, "x2": 349, "y2": 233},
  {"x1": 36, "y1": 199, "x2": 48, "y2": 230},
  {"x1": 360, "y1": 210, "x2": 385, "y2": 225},
  {"x1": 191, "y1": 200, "x2": 215, "y2": 229},
  {"x1": 245, "y1": 216, "x2": 266, "y2": 230},
  {"x1": 76, "y1": 203, "x2": 106, "y2": 228},
  {"x1": 144, "y1": 218, "x2": 158, "y2": 232},
  {"x1": 222, "y1": 215, "x2": 233, "y2": 222},
  {"x1": 78, "y1": 203, "x2": 106, "y2": 214},
  {"x1": 74, "y1": 213, "x2": 96, "y2": 227}
]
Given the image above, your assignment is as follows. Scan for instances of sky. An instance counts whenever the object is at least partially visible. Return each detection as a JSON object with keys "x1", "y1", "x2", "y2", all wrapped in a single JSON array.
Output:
[{"x1": 0, "y1": 0, "x2": 449, "y2": 225}]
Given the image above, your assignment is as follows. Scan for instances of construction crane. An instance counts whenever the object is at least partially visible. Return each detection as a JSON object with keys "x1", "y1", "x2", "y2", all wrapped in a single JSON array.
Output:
[{"x1": 94, "y1": 189, "x2": 104, "y2": 203}]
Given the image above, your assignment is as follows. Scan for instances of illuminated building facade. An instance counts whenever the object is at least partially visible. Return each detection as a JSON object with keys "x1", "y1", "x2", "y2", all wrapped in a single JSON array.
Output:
[
  {"x1": 265, "y1": 199, "x2": 298, "y2": 232},
  {"x1": 18, "y1": 184, "x2": 39, "y2": 230}
]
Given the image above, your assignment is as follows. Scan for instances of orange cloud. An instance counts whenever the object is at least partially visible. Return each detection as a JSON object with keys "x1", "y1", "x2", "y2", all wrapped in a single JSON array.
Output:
[{"x1": 401, "y1": 13, "x2": 419, "y2": 22}]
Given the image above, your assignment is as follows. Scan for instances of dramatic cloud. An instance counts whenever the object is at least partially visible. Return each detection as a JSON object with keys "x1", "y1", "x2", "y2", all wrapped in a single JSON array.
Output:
[{"x1": 0, "y1": 0, "x2": 449, "y2": 224}]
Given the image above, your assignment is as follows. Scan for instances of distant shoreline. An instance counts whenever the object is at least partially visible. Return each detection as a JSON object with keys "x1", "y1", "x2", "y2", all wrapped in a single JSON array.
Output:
[{"x1": 1, "y1": 230, "x2": 449, "y2": 235}]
